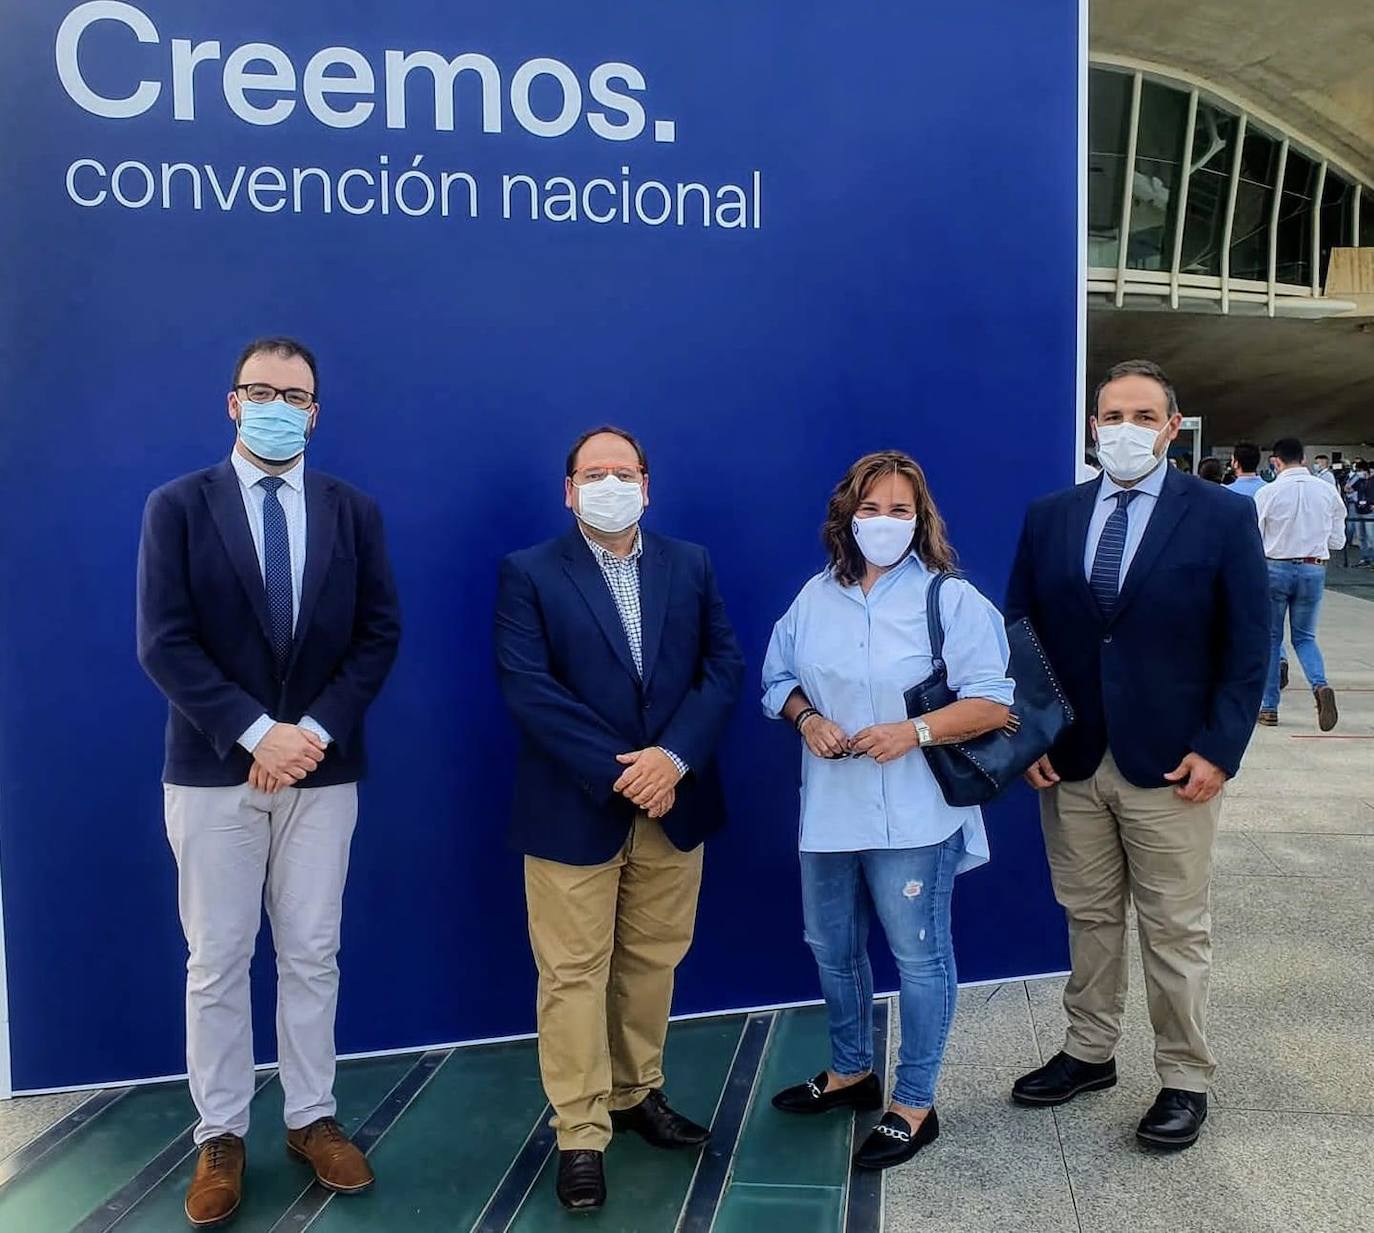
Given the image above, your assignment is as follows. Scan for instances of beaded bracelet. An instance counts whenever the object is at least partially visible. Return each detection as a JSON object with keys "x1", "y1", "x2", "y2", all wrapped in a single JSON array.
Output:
[{"x1": 794, "y1": 707, "x2": 820, "y2": 732}]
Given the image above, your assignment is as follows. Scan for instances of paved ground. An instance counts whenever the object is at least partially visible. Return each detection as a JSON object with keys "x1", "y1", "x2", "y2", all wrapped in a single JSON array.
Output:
[
  {"x1": 883, "y1": 586, "x2": 1374, "y2": 1233},
  {"x1": 1, "y1": 587, "x2": 1369, "y2": 1232}
]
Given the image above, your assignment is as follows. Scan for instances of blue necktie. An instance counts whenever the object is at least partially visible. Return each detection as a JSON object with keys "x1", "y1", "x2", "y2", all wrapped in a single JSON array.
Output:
[
  {"x1": 1089, "y1": 490, "x2": 1141, "y2": 616},
  {"x1": 258, "y1": 477, "x2": 293, "y2": 672}
]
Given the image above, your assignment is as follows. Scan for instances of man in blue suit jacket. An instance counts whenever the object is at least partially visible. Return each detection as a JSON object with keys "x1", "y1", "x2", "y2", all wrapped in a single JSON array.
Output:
[
  {"x1": 1004, "y1": 360, "x2": 1267, "y2": 1152},
  {"x1": 494, "y1": 427, "x2": 744, "y2": 1211},
  {"x1": 137, "y1": 338, "x2": 400, "y2": 1226}
]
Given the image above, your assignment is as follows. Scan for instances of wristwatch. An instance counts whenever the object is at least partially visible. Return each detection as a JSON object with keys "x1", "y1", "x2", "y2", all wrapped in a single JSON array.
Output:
[{"x1": 911, "y1": 718, "x2": 933, "y2": 747}]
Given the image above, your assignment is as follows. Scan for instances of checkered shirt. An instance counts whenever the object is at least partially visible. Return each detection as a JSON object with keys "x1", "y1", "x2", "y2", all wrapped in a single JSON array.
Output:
[{"x1": 581, "y1": 530, "x2": 688, "y2": 774}]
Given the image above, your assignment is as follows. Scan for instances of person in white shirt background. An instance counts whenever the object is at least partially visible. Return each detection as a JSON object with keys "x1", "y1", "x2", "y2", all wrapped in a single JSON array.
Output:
[{"x1": 1253, "y1": 438, "x2": 1346, "y2": 730}]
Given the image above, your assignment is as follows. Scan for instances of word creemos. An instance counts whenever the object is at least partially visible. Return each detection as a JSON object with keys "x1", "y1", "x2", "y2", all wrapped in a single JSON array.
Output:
[{"x1": 56, "y1": 1, "x2": 679, "y2": 141}]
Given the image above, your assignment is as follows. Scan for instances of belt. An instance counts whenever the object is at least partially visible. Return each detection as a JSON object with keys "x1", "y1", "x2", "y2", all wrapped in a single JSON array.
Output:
[{"x1": 1267, "y1": 557, "x2": 1326, "y2": 565}]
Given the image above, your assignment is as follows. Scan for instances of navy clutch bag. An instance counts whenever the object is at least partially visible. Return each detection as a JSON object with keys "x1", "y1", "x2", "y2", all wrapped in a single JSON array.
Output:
[{"x1": 903, "y1": 573, "x2": 1074, "y2": 807}]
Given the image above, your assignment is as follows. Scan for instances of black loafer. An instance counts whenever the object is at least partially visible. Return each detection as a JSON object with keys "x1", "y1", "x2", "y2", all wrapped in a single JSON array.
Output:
[
  {"x1": 1136, "y1": 1089, "x2": 1207, "y2": 1150},
  {"x1": 556, "y1": 1150, "x2": 606, "y2": 1211},
  {"x1": 1012, "y1": 1052, "x2": 1117, "y2": 1107},
  {"x1": 610, "y1": 1090, "x2": 710, "y2": 1149},
  {"x1": 772, "y1": 1071, "x2": 883, "y2": 1116},
  {"x1": 853, "y1": 1108, "x2": 939, "y2": 1171}
]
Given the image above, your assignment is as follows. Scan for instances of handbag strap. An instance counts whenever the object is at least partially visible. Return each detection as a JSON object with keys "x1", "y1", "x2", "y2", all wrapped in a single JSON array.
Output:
[{"x1": 924, "y1": 571, "x2": 964, "y2": 672}]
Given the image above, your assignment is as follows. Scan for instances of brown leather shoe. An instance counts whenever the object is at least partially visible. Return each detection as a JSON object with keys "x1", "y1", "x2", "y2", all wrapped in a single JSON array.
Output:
[
  {"x1": 286, "y1": 1118, "x2": 374, "y2": 1193},
  {"x1": 184, "y1": 1134, "x2": 245, "y2": 1228}
]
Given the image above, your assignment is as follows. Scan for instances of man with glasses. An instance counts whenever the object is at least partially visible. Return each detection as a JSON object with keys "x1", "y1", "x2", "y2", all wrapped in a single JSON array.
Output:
[
  {"x1": 137, "y1": 338, "x2": 400, "y2": 1228},
  {"x1": 494, "y1": 427, "x2": 744, "y2": 1212}
]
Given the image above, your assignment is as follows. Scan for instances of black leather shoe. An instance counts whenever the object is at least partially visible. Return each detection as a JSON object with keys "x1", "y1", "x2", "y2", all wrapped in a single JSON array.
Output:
[
  {"x1": 772, "y1": 1071, "x2": 883, "y2": 1116},
  {"x1": 1280, "y1": 659, "x2": 1289, "y2": 690},
  {"x1": 610, "y1": 1090, "x2": 710, "y2": 1149},
  {"x1": 556, "y1": 1150, "x2": 606, "y2": 1211},
  {"x1": 853, "y1": 1108, "x2": 939, "y2": 1171},
  {"x1": 1136, "y1": 1089, "x2": 1207, "y2": 1150},
  {"x1": 1012, "y1": 1052, "x2": 1117, "y2": 1107}
]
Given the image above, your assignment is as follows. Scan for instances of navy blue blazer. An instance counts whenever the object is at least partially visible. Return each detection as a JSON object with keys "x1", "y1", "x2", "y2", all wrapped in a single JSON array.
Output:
[
  {"x1": 1005, "y1": 467, "x2": 1269, "y2": 786},
  {"x1": 137, "y1": 458, "x2": 401, "y2": 788},
  {"x1": 494, "y1": 530, "x2": 745, "y2": 865}
]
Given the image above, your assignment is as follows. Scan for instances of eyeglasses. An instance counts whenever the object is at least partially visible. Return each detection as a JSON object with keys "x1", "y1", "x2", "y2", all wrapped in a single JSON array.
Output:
[
  {"x1": 573, "y1": 465, "x2": 645, "y2": 485},
  {"x1": 235, "y1": 382, "x2": 316, "y2": 410}
]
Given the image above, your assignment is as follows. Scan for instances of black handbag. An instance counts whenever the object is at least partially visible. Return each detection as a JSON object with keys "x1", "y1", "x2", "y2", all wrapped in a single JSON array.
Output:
[{"x1": 903, "y1": 572, "x2": 1074, "y2": 807}]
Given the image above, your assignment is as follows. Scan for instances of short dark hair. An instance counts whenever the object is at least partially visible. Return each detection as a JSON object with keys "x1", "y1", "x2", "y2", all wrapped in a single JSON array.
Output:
[
  {"x1": 1272, "y1": 437, "x2": 1305, "y2": 465},
  {"x1": 1315, "y1": 454, "x2": 1330, "y2": 463},
  {"x1": 1197, "y1": 457, "x2": 1224, "y2": 483},
  {"x1": 1093, "y1": 358, "x2": 1178, "y2": 418},
  {"x1": 233, "y1": 337, "x2": 319, "y2": 396},
  {"x1": 1232, "y1": 442, "x2": 1260, "y2": 473},
  {"x1": 565, "y1": 426, "x2": 648, "y2": 477}
]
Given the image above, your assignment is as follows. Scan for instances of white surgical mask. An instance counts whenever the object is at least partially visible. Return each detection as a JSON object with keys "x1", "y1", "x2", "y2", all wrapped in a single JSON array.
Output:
[
  {"x1": 1094, "y1": 422, "x2": 1166, "y2": 482},
  {"x1": 852, "y1": 514, "x2": 917, "y2": 567},
  {"x1": 577, "y1": 475, "x2": 644, "y2": 534}
]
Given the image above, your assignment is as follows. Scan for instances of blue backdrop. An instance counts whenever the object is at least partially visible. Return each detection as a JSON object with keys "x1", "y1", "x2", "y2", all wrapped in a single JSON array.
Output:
[{"x1": 0, "y1": 0, "x2": 1080, "y2": 1091}]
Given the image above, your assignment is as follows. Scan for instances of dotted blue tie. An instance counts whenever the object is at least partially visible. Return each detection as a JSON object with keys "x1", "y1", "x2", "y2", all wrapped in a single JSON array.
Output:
[
  {"x1": 258, "y1": 477, "x2": 293, "y2": 672},
  {"x1": 1089, "y1": 490, "x2": 1141, "y2": 616}
]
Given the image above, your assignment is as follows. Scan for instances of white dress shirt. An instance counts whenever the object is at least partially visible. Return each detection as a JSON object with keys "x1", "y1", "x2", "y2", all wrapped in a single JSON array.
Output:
[
  {"x1": 1253, "y1": 467, "x2": 1346, "y2": 560},
  {"x1": 1082, "y1": 460, "x2": 1169, "y2": 586},
  {"x1": 229, "y1": 450, "x2": 331, "y2": 753}
]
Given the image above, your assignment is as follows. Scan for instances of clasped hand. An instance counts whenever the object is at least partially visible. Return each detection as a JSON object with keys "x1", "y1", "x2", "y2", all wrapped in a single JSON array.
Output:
[
  {"x1": 800, "y1": 714, "x2": 919, "y2": 766},
  {"x1": 614, "y1": 747, "x2": 683, "y2": 819},
  {"x1": 247, "y1": 723, "x2": 326, "y2": 794}
]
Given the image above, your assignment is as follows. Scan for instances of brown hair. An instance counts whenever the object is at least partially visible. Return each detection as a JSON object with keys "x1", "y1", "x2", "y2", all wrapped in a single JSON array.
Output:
[{"x1": 822, "y1": 451, "x2": 957, "y2": 585}]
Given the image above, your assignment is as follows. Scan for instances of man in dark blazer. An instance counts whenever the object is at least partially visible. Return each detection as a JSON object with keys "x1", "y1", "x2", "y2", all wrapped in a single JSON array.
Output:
[
  {"x1": 1005, "y1": 360, "x2": 1268, "y2": 1151},
  {"x1": 494, "y1": 427, "x2": 744, "y2": 1212},
  {"x1": 137, "y1": 338, "x2": 400, "y2": 1227}
]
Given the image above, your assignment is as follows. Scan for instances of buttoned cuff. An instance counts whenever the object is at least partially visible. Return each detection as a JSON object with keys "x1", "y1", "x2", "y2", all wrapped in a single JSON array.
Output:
[
  {"x1": 238, "y1": 714, "x2": 275, "y2": 755},
  {"x1": 300, "y1": 716, "x2": 334, "y2": 748},
  {"x1": 658, "y1": 747, "x2": 689, "y2": 776}
]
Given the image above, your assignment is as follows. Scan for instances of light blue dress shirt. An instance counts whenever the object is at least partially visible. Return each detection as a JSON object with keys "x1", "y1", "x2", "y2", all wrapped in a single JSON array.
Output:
[
  {"x1": 1082, "y1": 461, "x2": 1169, "y2": 586},
  {"x1": 229, "y1": 450, "x2": 331, "y2": 753},
  {"x1": 761, "y1": 555, "x2": 1013, "y2": 871},
  {"x1": 1228, "y1": 474, "x2": 1266, "y2": 501}
]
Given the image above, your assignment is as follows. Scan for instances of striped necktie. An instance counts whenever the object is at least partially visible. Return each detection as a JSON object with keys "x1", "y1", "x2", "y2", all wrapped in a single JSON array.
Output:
[
  {"x1": 1089, "y1": 490, "x2": 1141, "y2": 616},
  {"x1": 258, "y1": 476, "x2": 293, "y2": 672}
]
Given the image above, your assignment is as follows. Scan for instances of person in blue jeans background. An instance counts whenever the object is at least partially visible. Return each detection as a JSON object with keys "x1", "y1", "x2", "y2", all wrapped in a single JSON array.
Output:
[
  {"x1": 760, "y1": 451, "x2": 1013, "y2": 1172},
  {"x1": 1254, "y1": 438, "x2": 1345, "y2": 730}
]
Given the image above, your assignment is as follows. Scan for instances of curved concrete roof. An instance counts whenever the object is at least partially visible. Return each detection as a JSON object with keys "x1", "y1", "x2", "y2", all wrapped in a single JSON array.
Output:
[{"x1": 1092, "y1": 1, "x2": 1374, "y2": 181}]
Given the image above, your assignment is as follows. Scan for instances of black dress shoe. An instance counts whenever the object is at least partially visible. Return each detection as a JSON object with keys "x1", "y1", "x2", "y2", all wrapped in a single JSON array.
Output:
[
  {"x1": 772, "y1": 1071, "x2": 884, "y2": 1116},
  {"x1": 853, "y1": 1108, "x2": 939, "y2": 1171},
  {"x1": 556, "y1": 1150, "x2": 606, "y2": 1211},
  {"x1": 1280, "y1": 659, "x2": 1290, "y2": 690},
  {"x1": 1136, "y1": 1089, "x2": 1207, "y2": 1150},
  {"x1": 1012, "y1": 1052, "x2": 1117, "y2": 1107},
  {"x1": 610, "y1": 1090, "x2": 710, "y2": 1149}
]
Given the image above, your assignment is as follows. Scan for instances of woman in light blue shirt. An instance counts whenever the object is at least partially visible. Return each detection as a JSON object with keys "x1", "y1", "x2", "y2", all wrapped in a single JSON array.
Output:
[{"x1": 762, "y1": 451, "x2": 1013, "y2": 1171}]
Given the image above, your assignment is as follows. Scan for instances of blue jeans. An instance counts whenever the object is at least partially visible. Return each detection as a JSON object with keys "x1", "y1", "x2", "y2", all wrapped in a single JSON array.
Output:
[
  {"x1": 1263, "y1": 562, "x2": 1328, "y2": 710},
  {"x1": 800, "y1": 833, "x2": 962, "y2": 1108}
]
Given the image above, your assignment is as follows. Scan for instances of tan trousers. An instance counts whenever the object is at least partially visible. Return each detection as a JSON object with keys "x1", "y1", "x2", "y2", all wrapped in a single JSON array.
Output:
[
  {"x1": 524, "y1": 816, "x2": 703, "y2": 1150},
  {"x1": 1040, "y1": 752, "x2": 1222, "y2": 1092}
]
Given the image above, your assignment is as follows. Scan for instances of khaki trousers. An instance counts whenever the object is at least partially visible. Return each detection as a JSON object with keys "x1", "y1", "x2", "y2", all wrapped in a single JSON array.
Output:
[
  {"x1": 524, "y1": 816, "x2": 703, "y2": 1150},
  {"x1": 1040, "y1": 752, "x2": 1222, "y2": 1092}
]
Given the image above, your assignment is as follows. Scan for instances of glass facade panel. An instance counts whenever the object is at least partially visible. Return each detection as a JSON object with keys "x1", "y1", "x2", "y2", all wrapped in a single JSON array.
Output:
[
  {"x1": 1179, "y1": 101, "x2": 1238, "y2": 276},
  {"x1": 1363, "y1": 192, "x2": 1374, "y2": 248},
  {"x1": 1126, "y1": 82, "x2": 1188, "y2": 270},
  {"x1": 1088, "y1": 69, "x2": 1133, "y2": 267},
  {"x1": 1275, "y1": 152, "x2": 1317, "y2": 286},
  {"x1": 1318, "y1": 173, "x2": 1355, "y2": 286},
  {"x1": 1229, "y1": 129, "x2": 1281, "y2": 281}
]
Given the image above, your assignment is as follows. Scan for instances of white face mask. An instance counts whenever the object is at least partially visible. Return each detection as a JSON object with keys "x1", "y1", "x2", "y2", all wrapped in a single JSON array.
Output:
[
  {"x1": 852, "y1": 514, "x2": 917, "y2": 568},
  {"x1": 576, "y1": 475, "x2": 644, "y2": 534},
  {"x1": 1094, "y1": 422, "x2": 1166, "y2": 482}
]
